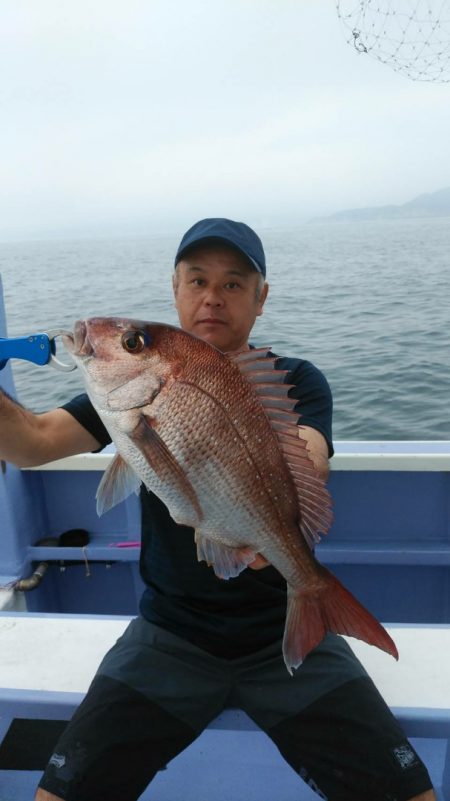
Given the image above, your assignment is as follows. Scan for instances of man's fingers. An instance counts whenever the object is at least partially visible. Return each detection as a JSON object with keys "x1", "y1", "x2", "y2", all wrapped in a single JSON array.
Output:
[{"x1": 248, "y1": 554, "x2": 270, "y2": 570}]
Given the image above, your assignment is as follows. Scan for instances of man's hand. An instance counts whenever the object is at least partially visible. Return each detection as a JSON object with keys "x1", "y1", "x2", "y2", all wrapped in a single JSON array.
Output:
[{"x1": 248, "y1": 554, "x2": 270, "y2": 570}]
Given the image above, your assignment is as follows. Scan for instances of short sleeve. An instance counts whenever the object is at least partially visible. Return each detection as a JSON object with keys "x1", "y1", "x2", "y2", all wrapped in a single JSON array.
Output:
[
  {"x1": 61, "y1": 393, "x2": 112, "y2": 451},
  {"x1": 275, "y1": 357, "x2": 334, "y2": 457}
]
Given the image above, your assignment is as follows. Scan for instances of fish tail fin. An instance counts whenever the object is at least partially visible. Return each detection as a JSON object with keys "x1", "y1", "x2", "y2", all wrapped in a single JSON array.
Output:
[{"x1": 283, "y1": 567, "x2": 399, "y2": 674}]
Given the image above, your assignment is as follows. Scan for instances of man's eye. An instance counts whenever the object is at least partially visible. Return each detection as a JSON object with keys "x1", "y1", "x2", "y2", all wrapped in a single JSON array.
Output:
[
  {"x1": 121, "y1": 330, "x2": 148, "y2": 353},
  {"x1": 226, "y1": 282, "x2": 240, "y2": 289}
]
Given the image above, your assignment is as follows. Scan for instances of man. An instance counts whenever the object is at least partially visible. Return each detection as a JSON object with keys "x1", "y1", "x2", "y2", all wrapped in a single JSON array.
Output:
[{"x1": 0, "y1": 218, "x2": 434, "y2": 800}]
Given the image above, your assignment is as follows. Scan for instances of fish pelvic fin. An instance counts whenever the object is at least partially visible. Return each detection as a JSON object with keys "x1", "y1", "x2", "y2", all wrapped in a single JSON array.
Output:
[
  {"x1": 96, "y1": 453, "x2": 141, "y2": 515},
  {"x1": 283, "y1": 567, "x2": 399, "y2": 674},
  {"x1": 195, "y1": 532, "x2": 256, "y2": 579}
]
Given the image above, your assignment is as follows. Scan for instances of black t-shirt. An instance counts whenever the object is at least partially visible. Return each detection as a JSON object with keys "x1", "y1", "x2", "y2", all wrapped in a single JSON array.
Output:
[{"x1": 62, "y1": 356, "x2": 333, "y2": 658}]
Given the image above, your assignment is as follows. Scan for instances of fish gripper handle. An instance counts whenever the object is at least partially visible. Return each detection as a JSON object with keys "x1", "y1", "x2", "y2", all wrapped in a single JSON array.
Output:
[{"x1": 0, "y1": 334, "x2": 52, "y2": 370}]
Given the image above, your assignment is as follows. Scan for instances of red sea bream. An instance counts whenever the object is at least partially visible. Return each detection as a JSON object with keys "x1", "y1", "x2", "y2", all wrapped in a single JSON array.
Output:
[{"x1": 64, "y1": 317, "x2": 398, "y2": 673}]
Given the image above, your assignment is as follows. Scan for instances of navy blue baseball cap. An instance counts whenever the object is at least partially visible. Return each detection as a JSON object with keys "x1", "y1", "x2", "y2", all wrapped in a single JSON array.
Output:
[{"x1": 175, "y1": 218, "x2": 266, "y2": 278}]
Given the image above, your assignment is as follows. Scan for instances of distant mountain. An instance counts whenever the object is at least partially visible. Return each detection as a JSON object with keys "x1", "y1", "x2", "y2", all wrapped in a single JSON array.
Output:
[{"x1": 311, "y1": 187, "x2": 450, "y2": 223}]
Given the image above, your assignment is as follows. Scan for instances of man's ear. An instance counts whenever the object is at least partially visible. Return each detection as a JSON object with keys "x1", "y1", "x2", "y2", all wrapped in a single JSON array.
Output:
[
  {"x1": 172, "y1": 271, "x2": 177, "y2": 296},
  {"x1": 257, "y1": 282, "x2": 269, "y2": 316}
]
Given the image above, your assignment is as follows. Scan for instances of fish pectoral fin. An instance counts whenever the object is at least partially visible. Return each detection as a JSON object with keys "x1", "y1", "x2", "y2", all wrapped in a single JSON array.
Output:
[
  {"x1": 96, "y1": 454, "x2": 141, "y2": 515},
  {"x1": 195, "y1": 532, "x2": 256, "y2": 580},
  {"x1": 130, "y1": 415, "x2": 202, "y2": 523}
]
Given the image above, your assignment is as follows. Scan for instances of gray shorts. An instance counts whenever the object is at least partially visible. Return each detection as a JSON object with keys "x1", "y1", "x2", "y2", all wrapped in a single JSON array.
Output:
[{"x1": 39, "y1": 616, "x2": 432, "y2": 801}]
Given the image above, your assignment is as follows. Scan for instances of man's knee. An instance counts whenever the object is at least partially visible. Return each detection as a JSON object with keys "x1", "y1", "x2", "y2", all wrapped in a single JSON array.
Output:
[
  {"x1": 407, "y1": 791, "x2": 436, "y2": 801},
  {"x1": 35, "y1": 788, "x2": 65, "y2": 801}
]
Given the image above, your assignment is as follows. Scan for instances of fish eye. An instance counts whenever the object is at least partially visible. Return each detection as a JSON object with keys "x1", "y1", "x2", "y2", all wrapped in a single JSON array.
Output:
[{"x1": 121, "y1": 330, "x2": 148, "y2": 354}]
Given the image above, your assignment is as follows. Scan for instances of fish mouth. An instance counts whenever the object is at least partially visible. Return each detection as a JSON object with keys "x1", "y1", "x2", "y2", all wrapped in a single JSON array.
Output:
[{"x1": 62, "y1": 320, "x2": 94, "y2": 358}]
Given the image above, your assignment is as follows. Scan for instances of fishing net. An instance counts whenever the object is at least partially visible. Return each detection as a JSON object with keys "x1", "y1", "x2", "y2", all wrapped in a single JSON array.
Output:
[{"x1": 336, "y1": 0, "x2": 450, "y2": 81}]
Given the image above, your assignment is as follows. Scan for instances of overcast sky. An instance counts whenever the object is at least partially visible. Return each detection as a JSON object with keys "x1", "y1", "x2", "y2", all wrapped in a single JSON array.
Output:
[{"x1": 1, "y1": 0, "x2": 449, "y2": 240}]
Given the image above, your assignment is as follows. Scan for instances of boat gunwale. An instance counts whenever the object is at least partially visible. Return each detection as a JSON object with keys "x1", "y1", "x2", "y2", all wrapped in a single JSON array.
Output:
[{"x1": 21, "y1": 440, "x2": 450, "y2": 472}]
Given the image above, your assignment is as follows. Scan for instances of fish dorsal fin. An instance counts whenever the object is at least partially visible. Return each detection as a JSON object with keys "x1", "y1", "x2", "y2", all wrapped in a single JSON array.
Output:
[{"x1": 227, "y1": 348, "x2": 333, "y2": 549}]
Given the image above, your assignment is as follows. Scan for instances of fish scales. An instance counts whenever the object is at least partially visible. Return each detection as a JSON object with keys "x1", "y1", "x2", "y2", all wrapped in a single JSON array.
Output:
[
  {"x1": 64, "y1": 317, "x2": 399, "y2": 672},
  {"x1": 157, "y1": 354, "x2": 299, "y2": 554}
]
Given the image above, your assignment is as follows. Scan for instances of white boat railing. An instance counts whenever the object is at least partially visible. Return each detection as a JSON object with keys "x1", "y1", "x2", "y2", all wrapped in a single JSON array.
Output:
[{"x1": 23, "y1": 440, "x2": 450, "y2": 472}]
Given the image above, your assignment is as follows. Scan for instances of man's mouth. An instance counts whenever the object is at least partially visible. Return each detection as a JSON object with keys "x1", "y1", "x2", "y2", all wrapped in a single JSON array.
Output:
[{"x1": 197, "y1": 318, "x2": 227, "y2": 325}]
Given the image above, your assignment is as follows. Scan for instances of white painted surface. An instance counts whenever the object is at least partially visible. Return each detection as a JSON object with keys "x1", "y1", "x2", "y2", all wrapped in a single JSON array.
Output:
[
  {"x1": 23, "y1": 441, "x2": 450, "y2": 472},
  {"x1": 0, "y1": 615, "x2": 129, "y2": 693},
  {"x1": 0, "y1": 589, "x2": 26, "y2": 613},
  {"x1": 0, "y1": 615, "x2": 449, "y2": 710}
]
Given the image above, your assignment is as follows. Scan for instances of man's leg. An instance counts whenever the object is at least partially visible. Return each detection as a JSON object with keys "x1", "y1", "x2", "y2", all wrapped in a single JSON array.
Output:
[
  {"x1": 236, "y1": 634, "x2": 435, "y2": 801},
  {"x1": 37, "y1": 618, "x2": 231, "y2": 801}
]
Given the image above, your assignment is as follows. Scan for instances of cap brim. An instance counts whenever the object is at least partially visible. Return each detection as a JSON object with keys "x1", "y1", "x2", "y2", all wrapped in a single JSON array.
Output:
[{"x1": 176, "y1": 236, "x2": 263, "y2": 275}]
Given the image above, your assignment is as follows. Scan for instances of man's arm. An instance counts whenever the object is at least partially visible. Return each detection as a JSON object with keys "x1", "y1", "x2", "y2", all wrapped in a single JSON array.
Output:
[
  {"x1": 0, "y1": 389, "x2": 101, "y2": 468},
  {"x1": 297, "y1": 424, "x2": 330, "y2": 480}
]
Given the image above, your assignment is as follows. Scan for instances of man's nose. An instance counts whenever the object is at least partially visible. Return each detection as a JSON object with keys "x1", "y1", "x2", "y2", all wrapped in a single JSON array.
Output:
[{"x1": 203, "y1": 287, "x2": 224, "y2": 306}]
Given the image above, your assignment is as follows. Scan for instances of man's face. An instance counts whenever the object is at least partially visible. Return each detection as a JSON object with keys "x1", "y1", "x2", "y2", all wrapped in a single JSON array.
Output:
[{"x1": 173, "y1": 244, "x2": 268, "y2": 352}]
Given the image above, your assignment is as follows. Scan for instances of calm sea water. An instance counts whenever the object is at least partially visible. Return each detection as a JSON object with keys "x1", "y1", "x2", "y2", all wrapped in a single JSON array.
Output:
[{"x1": 0, "y1": 218, "x2": 449, "y2": 440}]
